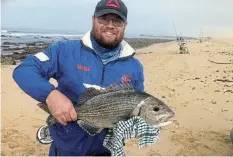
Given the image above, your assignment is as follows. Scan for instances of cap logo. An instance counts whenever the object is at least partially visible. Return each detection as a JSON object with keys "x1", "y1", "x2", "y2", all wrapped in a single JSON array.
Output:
[{"x1": 106, "y1": 0, "x2": 120, "y2": 8}]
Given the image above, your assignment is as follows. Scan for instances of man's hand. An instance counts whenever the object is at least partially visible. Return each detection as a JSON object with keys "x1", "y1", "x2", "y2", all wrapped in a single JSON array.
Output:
[{"x1": 46, "y1": 90, "x2": 77, "y2": 125}]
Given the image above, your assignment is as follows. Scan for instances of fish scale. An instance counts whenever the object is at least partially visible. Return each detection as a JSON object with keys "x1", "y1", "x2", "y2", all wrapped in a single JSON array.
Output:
[
  {"x1": 77, "y1": 103, "x2": 135, "y2": 118},
  {"x1": 77, "y1": 101, "x2": 136, "y2": 117},
  {"x1": 75, "y1": 91, "x2": 148, "y2": 130},
  {"x1": 77, "y1": 92, "x2": 140, "y2": 113}
]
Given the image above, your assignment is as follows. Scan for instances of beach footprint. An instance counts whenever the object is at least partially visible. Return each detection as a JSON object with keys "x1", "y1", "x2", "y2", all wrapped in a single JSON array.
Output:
[
  {"x1": 1, "y1": 128, "x2": 49, "y2": 156},
  {"x1": 171, "y1": 129, "x2": 233, "y2": 156}
]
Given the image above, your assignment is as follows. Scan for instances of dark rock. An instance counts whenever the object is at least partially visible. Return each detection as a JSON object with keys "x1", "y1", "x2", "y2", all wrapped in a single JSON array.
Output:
[
  {"x1": 1, "y1": 57, "x2": 16, "y2": 65},
  {"x1": 3, "y1": 42, "x2": 19, "y2": 46},
  {"x1": 1, "y1": 45, "x2": 10, "y2": 48},
  {"x1": 3, "y1": 47, "x2": 23, "y2": 51},
  {"x1": 124, "y1": 38, "x2": 173, "y2": 49},
  {"x1": 13, "y1": 52, "x2": 20, "y2": 55}
]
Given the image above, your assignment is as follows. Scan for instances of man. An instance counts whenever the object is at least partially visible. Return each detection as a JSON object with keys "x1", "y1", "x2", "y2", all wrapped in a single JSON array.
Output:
[{"x1": 13, "y1": 0, "x2": 144, "y2": 156}]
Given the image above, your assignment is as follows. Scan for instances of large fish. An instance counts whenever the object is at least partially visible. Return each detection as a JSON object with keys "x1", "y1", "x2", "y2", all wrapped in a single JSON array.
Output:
[{"x1": 38, "y1": 83, "x2": 175, "y2": 135}]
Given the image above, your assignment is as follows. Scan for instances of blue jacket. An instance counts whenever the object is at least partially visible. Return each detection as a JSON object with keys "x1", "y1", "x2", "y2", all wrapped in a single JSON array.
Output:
[{"x1": 13, "y1": 31, "x2": 145, "y2": 155}]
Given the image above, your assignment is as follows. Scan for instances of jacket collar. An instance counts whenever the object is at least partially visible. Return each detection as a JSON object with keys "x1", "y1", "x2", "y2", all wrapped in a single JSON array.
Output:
[{"x1": 81, "y1": 31, "x2": 135, "y2": 58}]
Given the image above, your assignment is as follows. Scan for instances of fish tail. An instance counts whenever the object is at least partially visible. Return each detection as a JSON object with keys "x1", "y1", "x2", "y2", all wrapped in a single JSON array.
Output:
[
  {"x1": 37, "y1": 103, "x2": 51, "y2": 114},
  {"x1": 37, "y1": 103, "x2": 57, "y2": 126},
  {"x1": 46, "y1": 115, "x2": 56, "y2": 126}
]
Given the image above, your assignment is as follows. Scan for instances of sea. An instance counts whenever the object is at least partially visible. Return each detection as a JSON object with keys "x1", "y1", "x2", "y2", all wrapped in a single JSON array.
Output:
[
  {"x1": 1, "y1": 28, "x2": 177, "y2": 55},
  {"x1": 1, "y1": 28, "x2": 84, "y2": 45}
]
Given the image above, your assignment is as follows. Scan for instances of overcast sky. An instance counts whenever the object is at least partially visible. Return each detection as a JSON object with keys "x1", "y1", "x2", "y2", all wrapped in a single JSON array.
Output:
[{"x1": 1, "y1": 0, "x2": 233, "y2": 38}]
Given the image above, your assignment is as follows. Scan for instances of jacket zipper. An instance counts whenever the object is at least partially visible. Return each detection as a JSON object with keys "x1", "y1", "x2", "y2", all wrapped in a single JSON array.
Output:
[
  {"x1": 100, "y1": 55, "x2": 134, "y2": 86},
  {"x1": 101, "y1": 65, "x2": 106, "y2": 85},
  {"x1": 80, "y1": 41, "x2": 136, "y2": 86},
  {"x1": 84, "y1": 47, "x2": 135, "y2": 86}
]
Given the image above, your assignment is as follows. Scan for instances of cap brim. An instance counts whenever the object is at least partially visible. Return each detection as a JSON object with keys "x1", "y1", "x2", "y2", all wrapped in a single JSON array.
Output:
[{"x1": 94, "y1": 9, "x2": 126, "y2": 21}]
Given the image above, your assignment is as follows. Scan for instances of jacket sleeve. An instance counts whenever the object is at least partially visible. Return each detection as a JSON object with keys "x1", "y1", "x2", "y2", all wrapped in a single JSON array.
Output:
[
  {"x1": 12, "y1": 42, "x2": 62, "y2": 103},
  {"x1": 133, "y1": 59, "x2": 145, "y2": 92}
]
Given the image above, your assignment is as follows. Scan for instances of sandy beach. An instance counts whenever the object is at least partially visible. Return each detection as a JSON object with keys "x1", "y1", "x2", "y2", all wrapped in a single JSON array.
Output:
[{"x1": 1, "y1": 38, "x2": 233, "y2": 156}]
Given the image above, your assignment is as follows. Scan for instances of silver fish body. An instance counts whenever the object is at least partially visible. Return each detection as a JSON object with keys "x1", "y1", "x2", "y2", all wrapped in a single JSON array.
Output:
[
  {"x1": 39, "y1": 83, "x2": 175, "y2": 135},
  {"x1": 75, "y1": 89, "x2": 150, "y2": 128}
]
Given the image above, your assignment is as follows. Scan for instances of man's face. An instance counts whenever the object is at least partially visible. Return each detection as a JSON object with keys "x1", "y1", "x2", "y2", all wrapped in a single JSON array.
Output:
[{"x1": 91, "y1": 14, "x2": 127, "y2": 49}]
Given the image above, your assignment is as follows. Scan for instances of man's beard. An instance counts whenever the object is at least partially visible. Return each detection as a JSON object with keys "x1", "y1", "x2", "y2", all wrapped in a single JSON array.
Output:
[{"x1": 91, "y1": 26, "x2": 124, "y2": 49}]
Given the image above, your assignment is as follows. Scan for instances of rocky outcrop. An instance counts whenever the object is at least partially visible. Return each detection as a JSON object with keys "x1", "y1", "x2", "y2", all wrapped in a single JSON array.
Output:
[{"x1": 1, "y1": 38, "x2": 172, "y2": 65}]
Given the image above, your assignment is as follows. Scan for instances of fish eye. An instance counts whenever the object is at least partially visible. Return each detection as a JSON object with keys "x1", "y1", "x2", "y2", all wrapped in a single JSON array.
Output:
[{"x1": 153, "y1": 107, "x2": 160, "y2": 112}]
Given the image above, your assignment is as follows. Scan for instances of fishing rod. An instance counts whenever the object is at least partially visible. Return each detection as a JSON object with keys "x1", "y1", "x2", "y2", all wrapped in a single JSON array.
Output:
[{"x1": 172, "y1": 21, "x2": 180, "y2": 45}]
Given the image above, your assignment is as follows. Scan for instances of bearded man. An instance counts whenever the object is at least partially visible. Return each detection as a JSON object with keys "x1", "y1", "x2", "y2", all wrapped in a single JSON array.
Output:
[{"x1": 13, "y1": 0, "x2": 144, "y2": 155}]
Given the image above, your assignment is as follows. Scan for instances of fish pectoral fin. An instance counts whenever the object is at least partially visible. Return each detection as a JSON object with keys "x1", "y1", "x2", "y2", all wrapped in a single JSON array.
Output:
[
  {"x1": 77, "y1": 120, "x2": 102, "y2": 136},
  {"x1": 130, "y1": 107, "x2": 141, "y2": 117},
  {"x1": 130, "y1": 99, "x2": 148, "y2": 117}
]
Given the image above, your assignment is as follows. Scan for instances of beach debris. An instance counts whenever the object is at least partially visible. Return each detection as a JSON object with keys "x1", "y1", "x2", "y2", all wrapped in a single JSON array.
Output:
[
  {"x1": 38, "y1": 83, "x2": 175, "y2": 136},
  {"x1": 221, "y1": 109, "x2": 228, "y2": 112},
  {"x1": 207, "y1": 59, "x2": 233, "y2": 64},
  {"x1": 210, "y1": 100, "x2": 217, "y2": 104},
  {"x1": 171, "y1": 89, "x2": 176, "y2": 92},
  {"x1": 224, "y1": 90, "x2": 233, "y2": 93},
  {"x1": 214, "y1": 79, "x2": 233, "y2": 83}
]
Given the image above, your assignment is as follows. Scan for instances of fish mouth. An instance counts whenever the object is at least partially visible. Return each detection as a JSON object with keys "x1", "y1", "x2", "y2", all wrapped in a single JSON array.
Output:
[
  {"x1": 153, "y1": 120, "x2": 178, "y2": 128},
  {"x1": 153, "y1": 114, "x2": 177, "y2": 128},
  {"x1": 158, "y1": 113, "x2": 175, "y2": 123},
  {"x1": 155, "y1": 120, "x2": 173, "y2": 127},
  {"x1": 144, "y1": 114, "x2": 176, "y2": 128}
]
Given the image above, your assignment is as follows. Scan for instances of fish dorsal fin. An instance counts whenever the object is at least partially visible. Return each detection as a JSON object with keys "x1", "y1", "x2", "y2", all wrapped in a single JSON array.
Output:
[
  {"x1": 78, "y1": 83, "x2": 135, "y2": 104},
  {"x1": 104, "y1": 83, "x2": 135, "y2": 92},
  {"x1": 78, "y1": 87, "x2": 102, "y2": 104}
]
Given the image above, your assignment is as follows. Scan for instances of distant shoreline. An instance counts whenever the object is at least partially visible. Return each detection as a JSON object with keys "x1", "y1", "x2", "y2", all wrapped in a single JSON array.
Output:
[{"x1": 1, "y1": 36, "x2": 173, "y2": 65}]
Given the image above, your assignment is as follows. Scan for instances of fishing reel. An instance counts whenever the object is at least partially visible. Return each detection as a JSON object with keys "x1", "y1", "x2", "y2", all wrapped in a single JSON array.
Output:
[
  {"x1": 36, "y1": 124, "x2": 53, "y2": 144},
  {"x1": 36, "y1": 116, "x2": 54, "y2": 144}
]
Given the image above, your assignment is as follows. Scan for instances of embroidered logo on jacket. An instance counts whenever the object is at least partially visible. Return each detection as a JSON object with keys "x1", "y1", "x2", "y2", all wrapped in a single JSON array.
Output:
[
  {"x1": 121, "y1": 75, "x2": 132, "y2": 84},
  {"x1": 77, "y1": 65, "x2": 90, "y2": 72}
]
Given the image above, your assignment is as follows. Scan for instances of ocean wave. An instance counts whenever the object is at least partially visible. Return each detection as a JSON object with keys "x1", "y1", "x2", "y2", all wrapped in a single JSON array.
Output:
[
  {"x1": 1, "y1": 30, "x2": 83, "y2": 37},
  {"x1": 1, "y1": 30, "x2": 8, "y2": 33}
]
